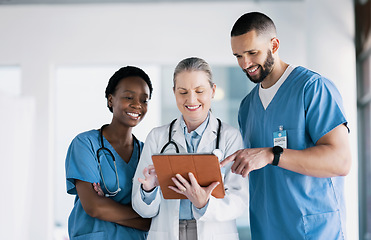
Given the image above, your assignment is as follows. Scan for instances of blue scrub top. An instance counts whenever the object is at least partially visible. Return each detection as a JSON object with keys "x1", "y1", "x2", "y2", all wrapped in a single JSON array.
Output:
[
  {"x1": 238, "y1": 66, "x2": 347, "y2": 239},
  {"x1": 65, "y1": 129, "x2": 147, "y2": 240}
]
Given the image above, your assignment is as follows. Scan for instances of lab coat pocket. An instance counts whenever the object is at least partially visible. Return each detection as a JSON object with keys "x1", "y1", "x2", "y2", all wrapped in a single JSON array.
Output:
[
  {"x1": 212, "y1": 232, "x2": 239, "y2": 240},
  {"x1": 303, "y1": 210, "x2": 344, "y2": 240},
  {"x1": 71, "y1": 231, "x2": 106, "y2": 240}
]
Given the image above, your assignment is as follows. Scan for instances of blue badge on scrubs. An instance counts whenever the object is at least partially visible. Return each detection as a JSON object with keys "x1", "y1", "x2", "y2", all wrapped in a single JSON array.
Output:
[{"x1": 273, "y1": 125, "x2": 287, "y2": 148}]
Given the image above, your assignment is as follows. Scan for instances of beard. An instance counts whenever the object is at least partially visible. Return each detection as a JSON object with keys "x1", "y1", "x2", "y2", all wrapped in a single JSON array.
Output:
[{"x1": 243, "y1": 50, "x2": 274, "y2": 84}]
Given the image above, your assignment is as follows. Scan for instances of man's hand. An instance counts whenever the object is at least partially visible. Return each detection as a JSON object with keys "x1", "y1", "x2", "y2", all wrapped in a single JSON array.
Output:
[{"x1": 220, "y1": 148, "x2": 273, "y2": 178}]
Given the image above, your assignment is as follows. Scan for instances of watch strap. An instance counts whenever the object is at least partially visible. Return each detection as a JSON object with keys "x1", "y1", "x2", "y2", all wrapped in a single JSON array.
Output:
[
  {"x1": 272, "y1": 146, "x2": 283, "y2": 166},
  {"x1": 272, "y1": 153, "x2": 280, "y2": 166}
]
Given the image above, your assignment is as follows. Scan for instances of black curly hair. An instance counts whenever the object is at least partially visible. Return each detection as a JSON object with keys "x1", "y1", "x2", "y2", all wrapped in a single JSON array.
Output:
[{"x1": 105, "y1": 66, "x2": 153, "y2": 112}]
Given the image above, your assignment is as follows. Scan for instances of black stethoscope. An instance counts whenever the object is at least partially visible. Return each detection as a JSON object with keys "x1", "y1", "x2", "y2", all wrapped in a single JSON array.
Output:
[
  {"x1": 96, "y1": 124, "x2": 141, "y2": 197},
  {"x1": 160, "y1": 118, "x2": 222, "y2": 155}
]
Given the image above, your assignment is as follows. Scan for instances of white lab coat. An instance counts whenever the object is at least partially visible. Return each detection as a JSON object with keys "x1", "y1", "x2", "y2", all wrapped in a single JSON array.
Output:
[{"x1": 132, "y1": 113, "x2": 249, "y2": 240}]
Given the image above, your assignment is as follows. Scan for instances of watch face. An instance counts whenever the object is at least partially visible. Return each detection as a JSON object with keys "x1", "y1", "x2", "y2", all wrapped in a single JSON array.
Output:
[{"x1": 273, "y1": 146, "x2": 283, "y2": 154}]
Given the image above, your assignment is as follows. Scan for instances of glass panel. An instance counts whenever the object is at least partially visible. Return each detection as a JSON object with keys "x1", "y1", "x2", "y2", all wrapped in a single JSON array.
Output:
[
  {"x1": 361, "y1": 55, "x2": 371, "y2": 98},
  {"x1": 212, "y1": 66, "x2": 255, "y2": 129},
  {"x1": 359, "y1": 53, "x2": 371, "y2": 240},
  {"x1": 365, "y1": 103, "x2": 371, "y2": 236},
  {"x1": 160, "y1": 65, "x2": 178, "y2": 123},
  {"x1": 0, "y1": 66, "x2": 21, "y2": 96}
]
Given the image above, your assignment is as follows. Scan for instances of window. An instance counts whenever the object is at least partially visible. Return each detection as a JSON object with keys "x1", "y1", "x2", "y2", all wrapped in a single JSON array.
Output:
[
  {"x1": 356, "y1": 0, "x2": 371, "y2": 238},
  {"x1": 358, "y1": 54, "x2": 371, "y2": 240}
]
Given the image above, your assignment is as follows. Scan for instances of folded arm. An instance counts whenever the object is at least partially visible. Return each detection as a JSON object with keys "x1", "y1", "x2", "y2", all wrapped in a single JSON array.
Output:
[{"x1": 76, "y1": 180, "x2": 151, "y2": 231}]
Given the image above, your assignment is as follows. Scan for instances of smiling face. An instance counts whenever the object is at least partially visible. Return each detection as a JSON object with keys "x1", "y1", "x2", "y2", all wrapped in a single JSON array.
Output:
[
  {"x1": 173, "y1": 70, "x2": 216, "y2": 131},
  {"x1": 231, "y1": 30, "x2": 276, "y2": 86},
  {"x1": 108, "y1": 76, "x2": 150, "y2": 127}
]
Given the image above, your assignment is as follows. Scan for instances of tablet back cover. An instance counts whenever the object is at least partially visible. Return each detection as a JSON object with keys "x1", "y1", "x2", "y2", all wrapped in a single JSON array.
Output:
[{"x1": 152, "y1": 154, "x2": 225, "y2": 199}]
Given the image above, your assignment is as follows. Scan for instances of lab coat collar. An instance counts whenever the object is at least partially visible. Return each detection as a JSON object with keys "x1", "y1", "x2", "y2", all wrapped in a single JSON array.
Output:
[
  {"x1": 171, "y1": 112, "x2": 218, "y2": 153},
  {"x1": 171, "y1": 116, "x2": 187, "y2": 153},
  {"x1": 197, "y1": 113, "x2": 218, "y2": 152}
]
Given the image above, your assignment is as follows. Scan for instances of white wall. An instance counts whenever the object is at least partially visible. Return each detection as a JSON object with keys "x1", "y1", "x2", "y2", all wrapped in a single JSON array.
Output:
[{"x1": 0, "y1": 1, "x2": 358, "y2": 239}]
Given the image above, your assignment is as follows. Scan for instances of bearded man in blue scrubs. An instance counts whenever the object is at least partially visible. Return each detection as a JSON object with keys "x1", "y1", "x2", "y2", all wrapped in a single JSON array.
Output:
[{"x1": 221, "y1": 12, "x2": 351, "y2": 239}]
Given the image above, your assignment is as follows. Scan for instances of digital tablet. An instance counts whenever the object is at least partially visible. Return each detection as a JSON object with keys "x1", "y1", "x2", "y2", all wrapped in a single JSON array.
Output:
[{"x1": 152, "y1": 154, "x2": 225, "y2": 199}]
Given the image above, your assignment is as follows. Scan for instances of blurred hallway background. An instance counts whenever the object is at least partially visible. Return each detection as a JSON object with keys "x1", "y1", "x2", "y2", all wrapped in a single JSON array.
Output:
[{"x1": 0, "y1": 0, "x2": 365, "y2": 239}]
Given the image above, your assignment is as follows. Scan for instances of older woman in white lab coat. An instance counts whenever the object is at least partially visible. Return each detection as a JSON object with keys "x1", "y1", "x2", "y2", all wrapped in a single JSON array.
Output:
[{"x1": 132, "y1": 57, "x2": 248, "y2": 240}]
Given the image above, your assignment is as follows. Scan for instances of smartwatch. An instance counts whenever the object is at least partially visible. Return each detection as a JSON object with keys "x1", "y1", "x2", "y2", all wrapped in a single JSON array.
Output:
[{"x1": 272, "y1": 146, "x2": 283, "y2": 166}]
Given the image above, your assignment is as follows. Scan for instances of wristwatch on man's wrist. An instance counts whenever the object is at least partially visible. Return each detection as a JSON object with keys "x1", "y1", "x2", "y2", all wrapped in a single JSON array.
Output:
[{"x1": 272, "y1": 146, "x2": 283, "y2": 166}]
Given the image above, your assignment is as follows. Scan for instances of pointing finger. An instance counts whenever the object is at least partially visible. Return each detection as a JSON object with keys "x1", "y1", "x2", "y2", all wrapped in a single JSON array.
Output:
[{"x1": 220, "y1": 151, "x2": 238, "y2": 168}]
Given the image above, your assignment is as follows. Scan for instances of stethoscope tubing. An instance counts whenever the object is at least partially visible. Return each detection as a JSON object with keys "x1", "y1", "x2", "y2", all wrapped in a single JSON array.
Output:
[
  {"x1": 97, "y1": 124, "x2": 140, "y2": 197},
  {"x1": 160, "y1": 118, "x2": 222, "y2": 154}
]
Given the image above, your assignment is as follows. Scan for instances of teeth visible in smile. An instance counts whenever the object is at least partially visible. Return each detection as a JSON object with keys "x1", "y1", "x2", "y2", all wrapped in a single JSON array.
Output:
[
  {"x1": 248, "y1": 66, "x2": 259, "y2": 73},
  {"x1": 127, "y1": 112, "x2": 140, "y2": 118},
  {"x1": 186, "y1": 105, "x2": 200, "y2": 110}
]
